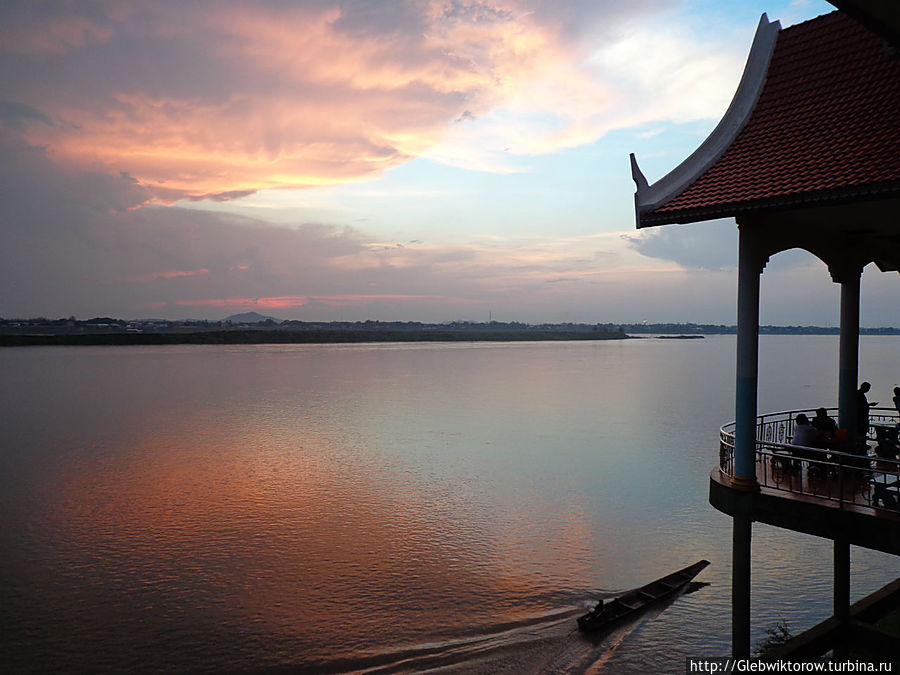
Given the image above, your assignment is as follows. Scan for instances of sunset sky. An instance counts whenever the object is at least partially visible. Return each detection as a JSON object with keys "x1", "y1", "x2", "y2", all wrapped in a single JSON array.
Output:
[{"x1": 3, "y1": 0, "x2": 896, "y2": 325}]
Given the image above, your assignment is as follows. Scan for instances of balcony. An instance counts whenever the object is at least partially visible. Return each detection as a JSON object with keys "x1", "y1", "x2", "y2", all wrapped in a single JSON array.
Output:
[{"x1": 710, "y1": 408, "x2": 900, "y2": 555}]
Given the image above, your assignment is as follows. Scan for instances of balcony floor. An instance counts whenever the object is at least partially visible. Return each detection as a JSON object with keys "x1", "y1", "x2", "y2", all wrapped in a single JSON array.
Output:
[
  {"x1": 755, "y1": 455, "x2": 886, "y2": 505},
  {"x1": 709, "y1": 464, "x2": 900, "y2": 556}
]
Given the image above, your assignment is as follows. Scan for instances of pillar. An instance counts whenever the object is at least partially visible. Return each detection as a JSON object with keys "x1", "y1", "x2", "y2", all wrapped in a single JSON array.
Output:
[
  {"x1": 834, "y1": 537, "x2": 850, "y2": 622},
  {"x1": 837, "y1": 270, "x2": 861, "y2": 440},
  {"x1": 835, "y1": 268, "x2": 859, "y2": 632},
  {"x1": 733, "y1": 515, "x2": 753, "y2": 658},
  {"x1": 731, "y1": 225, "x2": 764, "y2": 659},
  {"x1": 734, "y1": 226, "x2": 764, "y2": 490}
]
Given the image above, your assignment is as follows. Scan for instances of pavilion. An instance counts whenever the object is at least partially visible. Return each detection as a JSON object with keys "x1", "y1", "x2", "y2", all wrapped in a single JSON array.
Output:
[{"x1": 630, "y1": 7, "x2": 900, "y2": 659}]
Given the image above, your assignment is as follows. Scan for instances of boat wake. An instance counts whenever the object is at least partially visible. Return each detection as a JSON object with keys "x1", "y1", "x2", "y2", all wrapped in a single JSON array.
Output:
[
  {"x1": 294, "y1": 564, "x2": 711, "y2": 675},
  {"x1": 302, "y1": 600, "x2": 653, "y2": 675}
]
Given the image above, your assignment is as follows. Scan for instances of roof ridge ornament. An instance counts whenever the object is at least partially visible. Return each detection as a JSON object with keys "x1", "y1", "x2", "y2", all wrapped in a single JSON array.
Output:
[
  {"x1": 632, "y1": 13, "x2": 781, "y2": 228},
  {"x1": 630, "y1": 153, "x2": 649, "y2": 192}
]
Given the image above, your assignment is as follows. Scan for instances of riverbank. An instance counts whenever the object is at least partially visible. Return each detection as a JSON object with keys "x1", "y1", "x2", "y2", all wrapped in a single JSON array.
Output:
[{"x1": 0, "y1": 328, "x2": 629, "y2": 346}]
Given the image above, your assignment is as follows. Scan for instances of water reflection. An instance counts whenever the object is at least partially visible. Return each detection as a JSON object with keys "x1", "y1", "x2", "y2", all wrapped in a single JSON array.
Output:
[{"x1": 1, "y1": 338, "x2": 898, "y2": 673}]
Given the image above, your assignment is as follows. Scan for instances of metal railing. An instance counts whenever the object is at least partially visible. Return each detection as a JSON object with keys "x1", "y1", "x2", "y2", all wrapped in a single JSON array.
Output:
[{"x1": 719, "y1": 408, "x2": 900, "y2": 511}]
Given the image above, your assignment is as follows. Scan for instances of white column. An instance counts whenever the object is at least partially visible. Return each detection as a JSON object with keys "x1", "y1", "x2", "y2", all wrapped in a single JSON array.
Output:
[
  {"x1": 734, "y1": 226, "x2": 763, "y2": 490},
  {"x1": 731, "y1": 225, "x2": 762, "y2": 659},
  {"x1": 835, "y1": 267, "x2": 860, "y2": 626},
  {"x1": 838, "y1": 271, "x2": 861, "y2": 439}
]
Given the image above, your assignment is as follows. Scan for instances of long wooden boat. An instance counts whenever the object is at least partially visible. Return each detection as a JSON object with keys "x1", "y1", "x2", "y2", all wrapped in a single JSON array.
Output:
[{"x1": 577, "y1": 560, "x2": 710, "y2": 633}]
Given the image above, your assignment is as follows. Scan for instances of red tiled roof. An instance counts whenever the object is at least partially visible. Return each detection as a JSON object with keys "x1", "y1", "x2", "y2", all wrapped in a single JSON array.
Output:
[{"x1": 642, "y1": 11, "x2": 900, "y2": 225}]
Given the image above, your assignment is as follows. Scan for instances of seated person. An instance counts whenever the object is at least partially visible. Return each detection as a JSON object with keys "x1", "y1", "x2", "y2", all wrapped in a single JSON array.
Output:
[
  {"x1": 872, "y1": 457, "x2": 899, "y2": 508},
  {"x1": 873, "y1": 425, "x2": 899, "y2": 459},
  {"x1": 811, "y1": 408, "x2": 837, "y2": 441},
  {"x1": 874, "y1": 439, "x2": 897, "y2": 459},
  {"x1": 791, "y1": 414, "x2": 822, "y2": 460},
  {"x1": 792, "y1": 414, "x2": 821, "y2": 446},
  {"x1": 584, "y1": 598, "x2": 609, "y2": 622}
]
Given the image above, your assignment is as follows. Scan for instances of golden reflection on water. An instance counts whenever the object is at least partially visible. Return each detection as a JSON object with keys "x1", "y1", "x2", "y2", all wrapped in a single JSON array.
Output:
[
  {"x1": 37, "y1": 393, "x2": 607, "y2": 667},
  {"x1": 4, "y1": 340, "x2": 899, "y2": 673}
]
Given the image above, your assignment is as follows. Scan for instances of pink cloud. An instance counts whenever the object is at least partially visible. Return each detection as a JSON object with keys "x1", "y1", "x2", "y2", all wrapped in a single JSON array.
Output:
[
  {"x1": 174, "y1": 296, "x2": 309, "y2": 310},
  {"x1": 128, "y1": 268, "x2": 210, "y2": 283},
  {"x1": 2, "y1": 1, "x2": 668, "y2": 200},
  {"x1": 174, "y1": 294, "x2": 452, "y2": 310}
]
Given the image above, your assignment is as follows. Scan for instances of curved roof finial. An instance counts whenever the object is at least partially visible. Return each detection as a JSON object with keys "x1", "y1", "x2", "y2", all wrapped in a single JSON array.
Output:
[
  {"x1": 630, "y1": 153, "x2": 649, "y2": 192},
  {"x1": 632, "y1": 13, "x2": 781, "y2": 227}
]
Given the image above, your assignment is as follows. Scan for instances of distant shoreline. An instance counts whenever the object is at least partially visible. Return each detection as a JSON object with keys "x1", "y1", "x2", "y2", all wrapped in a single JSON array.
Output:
[
  {"x1": 5, "y1": 328, "x2": 900, "y2": 347},
  {"x1": 0, "y1": 329, "x2": 630, "y2": 347},
  {"x1": 3, "y1": 319, "x2": 899, "y2": 347}
]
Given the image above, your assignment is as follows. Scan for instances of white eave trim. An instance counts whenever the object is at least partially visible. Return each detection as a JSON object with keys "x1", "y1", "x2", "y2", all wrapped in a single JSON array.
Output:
[{"x1": 631, "y1": 13, "x2": 781, "y2": 228}]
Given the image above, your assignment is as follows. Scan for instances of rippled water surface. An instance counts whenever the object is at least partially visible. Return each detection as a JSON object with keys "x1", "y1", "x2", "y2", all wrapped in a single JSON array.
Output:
[{"x1": 1, "y1": 337, "x2": 898, "y2": 673}]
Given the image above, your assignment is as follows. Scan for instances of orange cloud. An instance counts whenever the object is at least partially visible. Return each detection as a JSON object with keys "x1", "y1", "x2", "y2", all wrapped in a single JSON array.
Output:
[{"x1": 4, "y1": 1, "x2": 708, "y2": 201}]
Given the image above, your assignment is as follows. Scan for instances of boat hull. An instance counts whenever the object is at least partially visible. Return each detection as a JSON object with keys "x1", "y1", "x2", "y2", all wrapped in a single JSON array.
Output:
[{"x1": 577, "y1": 560, "x2": 710, "y2": 634}]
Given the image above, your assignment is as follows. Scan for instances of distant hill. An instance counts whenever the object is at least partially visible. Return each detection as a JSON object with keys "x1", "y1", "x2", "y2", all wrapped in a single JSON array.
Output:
[{"x1": 224, "y1": 311, "x2": 279, "y2": 323}]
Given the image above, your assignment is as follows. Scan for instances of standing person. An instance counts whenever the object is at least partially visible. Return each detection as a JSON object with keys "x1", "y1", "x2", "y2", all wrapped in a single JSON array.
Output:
[
  {"x1": 893, "y1": 386, "x2": 900, "y2": 418},
  {"x1": 857, "y1": 382, "x2": 874, "y2": 446}
]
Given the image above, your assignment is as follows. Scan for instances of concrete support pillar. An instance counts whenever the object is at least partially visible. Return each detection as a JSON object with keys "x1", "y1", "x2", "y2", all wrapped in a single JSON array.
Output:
[
  {"x1": 732, "y1": 225, "x2": 762, "y2": 660},
  {"x1": 834, "y1": 538, "x2": 850, "y2": 622},
  {"x1": 838, "y1": 271, "x2": 861, "y2": 441},
  {"x1": 834, "y1": 267, "x2": 860, "y2": 631},
  {"x1": 733, "y1": 515, "x2": 752, "y2": 658},
  {"x1": 734, "y1": 227, "x2": 763, "y2": 490}
]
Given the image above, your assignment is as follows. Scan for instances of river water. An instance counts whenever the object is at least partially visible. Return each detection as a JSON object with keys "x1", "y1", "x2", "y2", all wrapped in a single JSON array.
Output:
[{"x1": 1, "y1": 336, "x2": 898, "y2": 673}]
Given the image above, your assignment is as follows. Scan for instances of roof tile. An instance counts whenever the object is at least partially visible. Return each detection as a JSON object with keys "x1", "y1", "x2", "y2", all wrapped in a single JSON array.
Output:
[{"x1": 644, "y1": 12, "x2": 900, "y2": 222}]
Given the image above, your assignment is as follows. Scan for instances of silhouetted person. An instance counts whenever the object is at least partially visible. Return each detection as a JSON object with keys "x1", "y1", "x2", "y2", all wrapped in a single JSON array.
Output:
[
  {"x1": 893, "y1": 386, "x2": 900, "y2": 418},
  {"x1": 857, "y1": 382, "x2": 873, "y2": 444},
  {"x1": 872, "y1": 456, "x2": 899, "y2": 509},
  {"x1": 791, "y1": 414, "x2": 821, "y2": 463},
  {"x1": 811, "y1": 407, "x2": 837, "y2": 441},
  {"x1": 874, "y1": 436, "x2": 897, "y2": 460},
  {"x1": 792, "y1": 414, "x2": 817, "y2": 446},
  {"x1": 872, "y1": 423, "x2": 899, "y2": 459}
]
